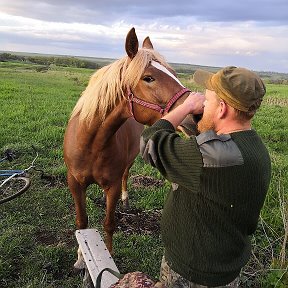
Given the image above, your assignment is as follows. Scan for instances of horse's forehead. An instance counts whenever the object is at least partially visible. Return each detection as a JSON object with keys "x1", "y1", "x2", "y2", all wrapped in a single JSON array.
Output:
[{"x1": 150, "y1": 61, "x2": 184, "y2": 87}]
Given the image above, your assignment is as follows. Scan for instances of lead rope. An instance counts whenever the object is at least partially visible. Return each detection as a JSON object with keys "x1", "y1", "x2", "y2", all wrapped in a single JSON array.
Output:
[{"x1": 95, "y1": 268, "x2": 124, "y2": 288}]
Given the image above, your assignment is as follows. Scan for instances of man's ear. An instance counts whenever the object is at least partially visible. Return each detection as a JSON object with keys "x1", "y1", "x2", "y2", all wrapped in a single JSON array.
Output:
[{"x1": 218, "y1": 101, "x2": 227, "y2": 119}]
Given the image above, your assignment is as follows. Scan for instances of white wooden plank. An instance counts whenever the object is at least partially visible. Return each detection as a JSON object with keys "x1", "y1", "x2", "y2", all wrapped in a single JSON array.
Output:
[{"x1": 75, "y1": 229, "x2": 120, "y2": 288}]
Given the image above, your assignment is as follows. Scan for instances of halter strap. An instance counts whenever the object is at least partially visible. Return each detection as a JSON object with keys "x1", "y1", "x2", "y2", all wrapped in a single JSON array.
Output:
[
  {"x1": 127, "y1": 61, "x2": 190, "y2": 118},
  {"x1": 128, "y1": 87, "x2": 191, "y2": 117}
]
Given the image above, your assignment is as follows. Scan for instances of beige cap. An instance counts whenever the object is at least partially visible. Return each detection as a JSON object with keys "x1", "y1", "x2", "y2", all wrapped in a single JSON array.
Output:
[{"x1": 193, "y1": 66, "x2": 266, "y2": 112}]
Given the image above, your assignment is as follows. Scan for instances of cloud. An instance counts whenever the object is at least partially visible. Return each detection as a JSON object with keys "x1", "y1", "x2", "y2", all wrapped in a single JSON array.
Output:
[
  {"x1": 0, "y1": 0, "x2": 288, "y2": 72},
  {"x1": 1, "y1": 0, "x2": 287, "y2": 24}
]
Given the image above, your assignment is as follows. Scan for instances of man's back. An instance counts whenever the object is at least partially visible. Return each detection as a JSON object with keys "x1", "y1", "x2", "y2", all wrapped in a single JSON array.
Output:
[{"x1": 156, "y1": 128, "x2": 271, "y2": 286}]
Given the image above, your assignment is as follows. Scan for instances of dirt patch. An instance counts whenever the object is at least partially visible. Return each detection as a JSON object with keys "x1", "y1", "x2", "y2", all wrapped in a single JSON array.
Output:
[
  {"x1": 35, "y1": 230, "x2": 58, "y2": 245},
  {"x1": 35, "y1": 229, "x2": 76, "y2": 247},
  {"x1": 131, "y1": 175, "x2": 164, "y2": 188},
  {"x1": 90, "y1": 197, "x2": 162, "y2": 236},
  {"x1": 39, "y1": 174, "x2": 67, "y2": 188},
  {"x1": 83, "y1": 175, "x2": 164, "y2": 235},
  {"x1": 119, "y1": 175, "x2": 162, "y2": 235},
  {"x1": 115, "y1": 207, "x2": 161, "y2": 235}
]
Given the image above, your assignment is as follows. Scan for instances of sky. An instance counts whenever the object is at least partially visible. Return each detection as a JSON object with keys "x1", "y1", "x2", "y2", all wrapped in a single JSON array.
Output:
[{"x1": 0, "y1": 0, "x2": 288, "y2": 73}]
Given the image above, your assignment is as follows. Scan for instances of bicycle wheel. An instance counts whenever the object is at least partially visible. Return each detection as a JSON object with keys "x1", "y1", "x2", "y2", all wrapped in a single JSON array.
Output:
[{"x1": 0, "y1": 176, "x2": 31, "y2": 204}]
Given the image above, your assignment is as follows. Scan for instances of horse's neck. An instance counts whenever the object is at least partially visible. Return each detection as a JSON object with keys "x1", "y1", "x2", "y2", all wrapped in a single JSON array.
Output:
[{"x1": 81, "y1": 100, "x2": 130, "y2": 150}]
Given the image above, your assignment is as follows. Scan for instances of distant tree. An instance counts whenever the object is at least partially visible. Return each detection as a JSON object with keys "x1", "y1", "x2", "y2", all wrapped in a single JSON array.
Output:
[{"x1": 0, "y1": 53, "x2": 25, "y2": 62}]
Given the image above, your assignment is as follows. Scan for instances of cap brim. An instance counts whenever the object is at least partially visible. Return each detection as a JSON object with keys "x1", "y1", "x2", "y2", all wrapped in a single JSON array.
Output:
[{"x1": 193, "y1": 70, "x2": 214, "y2": 90}]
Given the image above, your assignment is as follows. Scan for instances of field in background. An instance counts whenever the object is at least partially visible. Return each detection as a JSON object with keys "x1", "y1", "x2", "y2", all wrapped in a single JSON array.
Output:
[
  {"x1": 2, "y1": 50, "x2": 288, "y2": 82},
  {"x1": 0, "y1": 60, "x2": 287, "y2": 287}
]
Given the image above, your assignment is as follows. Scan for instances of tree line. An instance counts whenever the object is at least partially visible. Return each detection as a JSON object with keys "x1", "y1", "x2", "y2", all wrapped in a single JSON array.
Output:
[{"x1": 0, "y1": 52, "x2": 100, "y2": 69}]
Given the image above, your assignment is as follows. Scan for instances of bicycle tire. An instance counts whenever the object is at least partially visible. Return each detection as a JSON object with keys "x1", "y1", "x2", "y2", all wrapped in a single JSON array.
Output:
[{"x1": 0, "y1": 176, "x2": 31, "y2": 204}]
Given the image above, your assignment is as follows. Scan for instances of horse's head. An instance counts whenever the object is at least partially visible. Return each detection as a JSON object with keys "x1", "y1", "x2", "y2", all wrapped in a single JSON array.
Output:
[{"x1": 123, "y1": 28, "x2": 191, "y2": 126}]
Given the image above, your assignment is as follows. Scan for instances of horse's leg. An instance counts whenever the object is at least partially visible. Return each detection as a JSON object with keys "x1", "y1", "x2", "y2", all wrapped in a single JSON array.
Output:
[
  {"x1": 67, "y1": 171, "x2": 88, "y2": 270},
  {"x1": 121, "y1": 164, "x2": 132, "y2": 210},
  {"x1": 103, "y1": 182, "x2": 121, "y2": 253},
  {"x1": 68, "y1": 172, "x2": 88, "y2": 229}
]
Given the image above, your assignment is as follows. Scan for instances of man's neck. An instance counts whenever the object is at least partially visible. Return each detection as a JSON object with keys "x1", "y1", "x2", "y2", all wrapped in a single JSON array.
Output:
[{"x1": 216, "y1": 122, "x2": 251, "y2": 135}]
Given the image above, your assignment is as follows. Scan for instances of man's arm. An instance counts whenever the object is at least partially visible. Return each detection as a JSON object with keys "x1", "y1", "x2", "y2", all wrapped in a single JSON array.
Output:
[{"x1": 162, "y1": 92, "x2": 205, "y2": 128}]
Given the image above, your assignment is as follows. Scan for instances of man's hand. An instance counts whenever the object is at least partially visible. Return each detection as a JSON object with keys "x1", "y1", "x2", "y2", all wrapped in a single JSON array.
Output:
[
  {"x1": 162, "y1": 91, "x2": 205, "y2": 129},
  {"x1": 183, "y1": 92, "x2": 205, "y2": 115}
]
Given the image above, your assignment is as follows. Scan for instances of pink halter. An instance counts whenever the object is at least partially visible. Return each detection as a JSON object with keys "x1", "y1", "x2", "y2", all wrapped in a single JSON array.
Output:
[
  {"x1": 127, "y1": 87, "x2": 191, "y2": 117},
  {"x1": 126, "y1": 60, "x2": 191, "y2": 119}
]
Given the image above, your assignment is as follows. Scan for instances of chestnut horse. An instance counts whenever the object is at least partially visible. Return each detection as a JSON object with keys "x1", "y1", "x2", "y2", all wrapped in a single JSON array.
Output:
[{"x1": 63, "y1": 28, "x2": 192, "y2": 261}]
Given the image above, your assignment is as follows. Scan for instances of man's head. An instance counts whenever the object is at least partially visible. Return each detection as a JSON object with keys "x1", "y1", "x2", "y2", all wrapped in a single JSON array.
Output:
[
  {"x1": 193, "y1": 66, "x2": 266, "y2": 112},
  {"x1": 193, "y1": 66, "x2": 266, "y2": 133}
]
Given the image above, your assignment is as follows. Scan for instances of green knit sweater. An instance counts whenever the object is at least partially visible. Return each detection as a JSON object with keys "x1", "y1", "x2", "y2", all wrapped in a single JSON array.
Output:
[{"x1": 140, "y1": 119, "x2": 271, "y2": 286}]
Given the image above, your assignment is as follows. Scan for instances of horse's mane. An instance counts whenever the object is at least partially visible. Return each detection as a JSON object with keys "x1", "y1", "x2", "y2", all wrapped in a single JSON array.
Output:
[{"x1": 71, "y1": 48, "x2": 171, "y2": 124}]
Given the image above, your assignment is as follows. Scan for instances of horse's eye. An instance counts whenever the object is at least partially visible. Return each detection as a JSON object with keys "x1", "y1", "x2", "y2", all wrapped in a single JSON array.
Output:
[{"x1": 143, "y1": 76, "x2": 154, "y2": 83}]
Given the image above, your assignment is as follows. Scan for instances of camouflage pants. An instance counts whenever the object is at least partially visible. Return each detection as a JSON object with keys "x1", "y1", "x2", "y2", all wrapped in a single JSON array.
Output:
[{"x1": 159, "y1": 256, "x2": 240, "y2": 288}]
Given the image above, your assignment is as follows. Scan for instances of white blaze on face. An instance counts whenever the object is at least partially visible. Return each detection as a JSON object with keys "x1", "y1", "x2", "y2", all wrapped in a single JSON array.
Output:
[{"x1": 151, "y1": 61, "x2": 184, "y2": 87}]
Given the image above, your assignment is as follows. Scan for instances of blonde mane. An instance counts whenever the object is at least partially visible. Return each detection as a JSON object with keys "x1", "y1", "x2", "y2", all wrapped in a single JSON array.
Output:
[{"x1": 71, "y1": 48, "x2": 171, "y2": 124}]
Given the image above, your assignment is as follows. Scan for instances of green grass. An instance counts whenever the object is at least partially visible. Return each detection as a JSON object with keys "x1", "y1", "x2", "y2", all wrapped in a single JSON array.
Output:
[{"x1": 0, "y1": 61, "x2": 287, "y2": 287}]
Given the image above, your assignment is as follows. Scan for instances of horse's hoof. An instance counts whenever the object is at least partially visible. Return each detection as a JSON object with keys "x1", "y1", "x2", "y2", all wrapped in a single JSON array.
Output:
[
  {"x1": 122, "y1": 199, "x2": 130, "y2": 210},
  {"x1": 83, "y1": 268, "x2": 94, "y2": 288},
  {"x1": 100, "y1": 195, "x2": 106, "y2": 204},
  {"x1": 69, "y1": 266, "x2": 85, "y2": 276}
]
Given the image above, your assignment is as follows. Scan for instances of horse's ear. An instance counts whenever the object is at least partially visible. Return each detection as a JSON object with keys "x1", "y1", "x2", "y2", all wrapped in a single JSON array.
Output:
[
  {"x1": 142, "y1": 37, "x2": 154, "y2": 49},
  {"x1": 125, "y1": 27, "x2": 139, "y2": 59}
]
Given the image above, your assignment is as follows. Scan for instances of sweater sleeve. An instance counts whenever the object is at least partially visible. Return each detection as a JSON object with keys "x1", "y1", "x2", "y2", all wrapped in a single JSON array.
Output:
[{"x1": 140, "y1": 119, "x2": 203, "y2": 191}]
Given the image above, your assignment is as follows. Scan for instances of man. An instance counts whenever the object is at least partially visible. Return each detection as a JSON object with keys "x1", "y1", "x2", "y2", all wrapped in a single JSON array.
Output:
[{"x1": 140, "y1": 66, "x2": 271, "y2": 287}]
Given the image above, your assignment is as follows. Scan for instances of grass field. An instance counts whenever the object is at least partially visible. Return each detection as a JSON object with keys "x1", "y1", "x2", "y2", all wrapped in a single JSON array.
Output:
[{"x1": 0, "y1": 61, "x2": 287, "y2": 287}]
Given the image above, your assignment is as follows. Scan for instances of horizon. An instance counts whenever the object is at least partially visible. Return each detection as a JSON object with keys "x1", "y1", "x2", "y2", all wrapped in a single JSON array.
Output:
[{"x1": 2, "y1": 49, "x2": 287, "y2": 75}]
